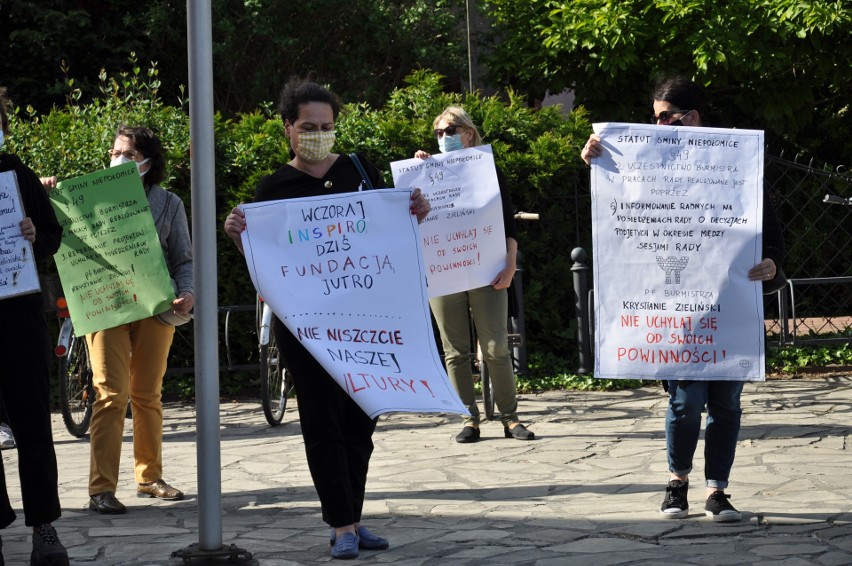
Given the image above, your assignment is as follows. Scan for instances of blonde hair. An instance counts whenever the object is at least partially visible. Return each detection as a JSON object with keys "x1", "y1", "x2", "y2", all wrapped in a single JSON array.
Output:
[{"x1": 433, "y1": 106, "x2": 483, "y2": 146}]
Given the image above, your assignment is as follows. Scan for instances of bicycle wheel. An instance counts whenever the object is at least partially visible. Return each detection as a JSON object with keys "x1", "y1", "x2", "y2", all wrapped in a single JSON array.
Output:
[
  {"x1": 477, "y1": 343, "x2": 496, "y2": 421},
  {"x1": 58, "y1": 334, "x2": 94, "y2": 438},
  {"x1": 260, "y1": 330, "x2": 292, "y2": 426}
]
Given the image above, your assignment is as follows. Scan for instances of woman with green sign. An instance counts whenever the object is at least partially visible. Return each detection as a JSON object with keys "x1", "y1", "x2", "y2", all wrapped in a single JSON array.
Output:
[{"x1": 85, "y1": 126, "x2": 194, "y2": 515}]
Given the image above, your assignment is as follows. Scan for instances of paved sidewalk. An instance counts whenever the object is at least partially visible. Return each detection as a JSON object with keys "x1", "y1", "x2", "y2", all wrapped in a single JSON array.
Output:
[{"x1": 2, "y1": 376, "x2": 850, "y2": 565}]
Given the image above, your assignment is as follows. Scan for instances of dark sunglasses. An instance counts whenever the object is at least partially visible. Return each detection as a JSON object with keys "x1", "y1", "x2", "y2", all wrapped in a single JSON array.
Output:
[
  {"x1": 434, "y1": 125, "x2": 460, "y2": 137},
  {"x1": 651, "y1": 109, "x2": 691, "y2": 124}
]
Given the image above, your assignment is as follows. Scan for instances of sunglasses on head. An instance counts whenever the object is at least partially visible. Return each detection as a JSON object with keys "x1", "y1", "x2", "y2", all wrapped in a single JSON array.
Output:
[
  {"x1": 434, "y1": 125, "x2": 460, "y2": 137},
  {"x1": 651, "y1": 109, "x2": 691, "y2": 124}
]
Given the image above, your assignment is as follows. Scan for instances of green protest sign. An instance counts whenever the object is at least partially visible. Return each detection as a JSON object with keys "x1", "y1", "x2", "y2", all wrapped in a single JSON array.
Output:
[{"x1": 50, "y1": 163, "x2": 174, "y2": 335}]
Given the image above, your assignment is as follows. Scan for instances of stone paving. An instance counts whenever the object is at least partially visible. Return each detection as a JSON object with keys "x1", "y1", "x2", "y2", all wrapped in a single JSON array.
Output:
[{"x1": 1, "y1": 376, "x2": 850, "y2": 564}]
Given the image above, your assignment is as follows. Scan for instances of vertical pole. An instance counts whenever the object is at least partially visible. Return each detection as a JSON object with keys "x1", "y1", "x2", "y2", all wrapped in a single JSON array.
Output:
[
  {"x1": 465, "y1": 0, "x2": 474, "y2": 92},
  {"x1": 571, "y1": 247, "x2": 592, "y2": 374},
  {"x1": 512, "y1": 252, "x2": 528, "y2": 376},
  {"x1": 187, "y1": 0, "x2": 222, "y2": 551}
]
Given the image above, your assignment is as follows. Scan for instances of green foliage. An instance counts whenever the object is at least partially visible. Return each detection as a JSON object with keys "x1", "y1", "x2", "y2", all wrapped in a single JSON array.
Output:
[
  {"x1": 480, "y1": 0, "x2": 852, "y2": 164},
  {"x1": 0, "y1": 0, "x2": 468, "y2": 116},
  {"x1": 13, "y1": 62, "x2": 845, "y2": 400},
  {"x1": 767, "y1": 335, "x2": 852, "y2": 373}
]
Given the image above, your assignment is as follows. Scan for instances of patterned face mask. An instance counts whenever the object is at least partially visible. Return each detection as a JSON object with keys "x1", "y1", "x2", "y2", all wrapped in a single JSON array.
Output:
[{"x1": 295, "y1": 130, "x2": 336, "y2": 162}]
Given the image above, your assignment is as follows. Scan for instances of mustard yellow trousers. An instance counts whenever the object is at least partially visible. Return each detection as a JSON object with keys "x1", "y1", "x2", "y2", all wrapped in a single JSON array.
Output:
[{"x1": 86, "y1": 317, "x2": 175, "y2": 495}]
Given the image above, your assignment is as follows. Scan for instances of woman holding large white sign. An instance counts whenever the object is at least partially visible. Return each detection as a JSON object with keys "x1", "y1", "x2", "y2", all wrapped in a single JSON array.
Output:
[
  {"x1": 225, "y1": 77, "x2": 430, "y2": 560},
  {"x1": 414, "y1": 106, "x2": 534, "y2": 443},
  {"x1": 582, "y1": 77, "x2": 785, "y2": 523},
  {"x1": 0, "y1": 86, "x2": 69, "y2": 564}
]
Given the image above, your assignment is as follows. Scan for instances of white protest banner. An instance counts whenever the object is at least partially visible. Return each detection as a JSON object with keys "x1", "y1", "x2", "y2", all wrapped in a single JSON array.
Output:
[
  {"x1": 591, "y1": 123, "x2": 765, "y2": 381},
  {"x1": 0, "y1": 171, "x2": 40, "y2": 299},
  {"x1": 391, "y1": 145, "x2": 506, "y2": 297},
  {"x1": 241, "y1": 189, "x2": 469, "y2": 418}
]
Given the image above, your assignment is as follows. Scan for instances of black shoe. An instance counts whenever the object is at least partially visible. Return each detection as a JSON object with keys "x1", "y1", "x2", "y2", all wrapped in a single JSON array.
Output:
[
  {"x1": 454, "y1": 426, "x2": 480, "y2": 443},
  {"x1": 504, "y1": 423, "x2": 535, "y2": 440},
  {"x1": 660, "y1": 480, "x2": 689, "y2": 519},
  {"x1": 31, "y1": 524, "x2": 69, "y2": 566},
  {"x1": 705, "y1": 491, "x2": 742, "y2": 522},
  {"x1": 89, "y1": 491, "x2": 127, "y2": 514}
]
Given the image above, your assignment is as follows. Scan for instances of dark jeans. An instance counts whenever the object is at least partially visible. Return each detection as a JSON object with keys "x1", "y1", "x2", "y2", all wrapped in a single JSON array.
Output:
[
  {"x1": 0, "y1": 294, "x2": 62, "y2": 527},
  {"x1": 665, "y1": 379, "x2": 744, "y2": 489},
  {"x1": 274, "y1": 318, "x2": 377, "y2": 528}
]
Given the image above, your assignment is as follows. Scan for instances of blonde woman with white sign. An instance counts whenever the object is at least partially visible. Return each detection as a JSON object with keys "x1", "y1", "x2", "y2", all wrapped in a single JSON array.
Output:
[{"x1": 414, "y1": 106, "x2": 534, "y2": 443}]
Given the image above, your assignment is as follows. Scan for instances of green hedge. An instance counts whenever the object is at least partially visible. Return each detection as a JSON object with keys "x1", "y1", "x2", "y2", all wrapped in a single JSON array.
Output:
[{"x1": 8, "y1": 67, "x2": 591, "y2": 397}]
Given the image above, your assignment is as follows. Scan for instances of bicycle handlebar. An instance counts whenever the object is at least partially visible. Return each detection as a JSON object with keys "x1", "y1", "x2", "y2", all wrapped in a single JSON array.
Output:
[
  {"x1": 823, "y1": 194, "x2": 852, "y2": 206},
  {"x1": 514, "y1": 212, "x2": 540, "y2": 220}
]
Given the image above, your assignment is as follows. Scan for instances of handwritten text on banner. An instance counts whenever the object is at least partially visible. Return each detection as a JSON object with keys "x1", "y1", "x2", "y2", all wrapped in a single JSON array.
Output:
[
  {"x1": 0, "y1": 171, "x2": 39, "y2": 299},
  {"x1": 590, "y1": 123, "x2": 765, "y2": 381},
  {"x1": 240, "y1": 189, "x2": 469, "y2": 418},
  {"x1": 50, "y1": 163, "x2": 174, "y2": 335},
  {"x1": 391, "y1": 145, "x2": 506, "y2": 297}
]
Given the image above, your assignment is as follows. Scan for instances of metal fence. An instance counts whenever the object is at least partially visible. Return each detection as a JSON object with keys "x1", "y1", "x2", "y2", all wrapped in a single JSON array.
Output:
[{"x1": 763, "y1": 154, "x2": 852, "y2": 344}]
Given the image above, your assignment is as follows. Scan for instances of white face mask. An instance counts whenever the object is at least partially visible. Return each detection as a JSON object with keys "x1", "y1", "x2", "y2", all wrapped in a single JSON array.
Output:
[{"x1": 110, "y1": 155, "x2": 151, "y2": 176}]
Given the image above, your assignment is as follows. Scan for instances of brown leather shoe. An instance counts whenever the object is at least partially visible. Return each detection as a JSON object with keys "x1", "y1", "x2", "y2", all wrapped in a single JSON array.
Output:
[
  {"x1": 137, "y1": 479, "x2": 184, "y2": 500},
  {"x1": 88, "y1": 492, "x2": 127, "y2": 514}
]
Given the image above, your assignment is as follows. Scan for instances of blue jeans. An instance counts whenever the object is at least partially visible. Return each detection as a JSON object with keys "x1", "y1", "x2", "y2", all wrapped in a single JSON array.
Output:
[{"x1": 665, "y1": 380, "x2": 744, "y2": 489}]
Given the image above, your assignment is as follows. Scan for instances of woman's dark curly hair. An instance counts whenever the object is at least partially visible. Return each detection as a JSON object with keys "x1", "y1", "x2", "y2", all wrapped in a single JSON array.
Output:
[
  {"x1": 277, "y1": 75, "x2": 341, "y2": 126},
  {"x1": 114, "y1": 125, "x2": 166, "y2": 187}
]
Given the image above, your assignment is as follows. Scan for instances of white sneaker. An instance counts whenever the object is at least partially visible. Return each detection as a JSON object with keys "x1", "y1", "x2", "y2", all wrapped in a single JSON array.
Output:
[{"x1": 0, "y1": 422, "x2": 16, "y2": 449}]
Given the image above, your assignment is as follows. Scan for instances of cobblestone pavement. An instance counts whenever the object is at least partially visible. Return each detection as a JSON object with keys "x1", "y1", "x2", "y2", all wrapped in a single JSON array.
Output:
[{"x1": 1, "y1": 376, "x2": 850, "y2": 564}]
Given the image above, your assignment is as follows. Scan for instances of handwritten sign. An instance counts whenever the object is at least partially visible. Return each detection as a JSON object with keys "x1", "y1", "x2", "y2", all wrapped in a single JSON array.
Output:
[
  {"x1": 50, "y1": 163, "x2": 174, "y2": 335},
  {"x1": 0, "y1": 171, "x2": 40, "y2": 299},
  {"x1": 391, "y1": 145, "x2": 506, "y2": 297},
  {"x1": 591, "y1": 123, "x2": 765, "y2": 381},
  {"x1": 240, "y1": 189, "x2": 468, "y2": 418}
]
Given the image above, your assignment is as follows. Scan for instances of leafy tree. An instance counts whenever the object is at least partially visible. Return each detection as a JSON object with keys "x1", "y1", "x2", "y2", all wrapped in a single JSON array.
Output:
[
  {"x1": 480, "y1": 0, "x2": 852, "y2": 164},
  {"x1": 0, "y1": 0, "x2": 469, "y2": 116}
]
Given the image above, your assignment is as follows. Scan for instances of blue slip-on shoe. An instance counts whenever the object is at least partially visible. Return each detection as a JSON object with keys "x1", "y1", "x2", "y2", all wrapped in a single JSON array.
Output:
[
  {"x1": 356, "y1": 526, "x2": 389, "y2": 550},
  {"x1": 330, "y1": 527, "x2": 389, "y2": 551},
  {"x1": 330, "y1": 532, "x2": 359, "y2": 560}
]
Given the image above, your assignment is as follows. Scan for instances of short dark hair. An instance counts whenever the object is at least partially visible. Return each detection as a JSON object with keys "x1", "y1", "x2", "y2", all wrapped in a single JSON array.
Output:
[
  {"x1": 277, "y1": 76, "x2": 341, "y2": 126},
  {"x1": 0, "y1": 87, "x2": 10, "y2": 136},
  {"x1": 652, "y1": 77, "x2": 708, "y2": 116},
  {"x1": 115, "y1": 125, "x2": 166, "y2": 187}
]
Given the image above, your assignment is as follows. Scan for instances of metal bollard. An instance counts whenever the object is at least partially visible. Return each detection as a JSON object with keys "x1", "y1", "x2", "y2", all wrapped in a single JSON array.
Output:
[{"x1": 571, "y1": 247, "x2": 593, "y2": 374}]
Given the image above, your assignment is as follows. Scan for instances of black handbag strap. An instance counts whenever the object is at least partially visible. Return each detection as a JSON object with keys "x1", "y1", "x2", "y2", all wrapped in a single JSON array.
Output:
[{"x1": 349, "y1": 153, "x2": 374, "y2": 191}]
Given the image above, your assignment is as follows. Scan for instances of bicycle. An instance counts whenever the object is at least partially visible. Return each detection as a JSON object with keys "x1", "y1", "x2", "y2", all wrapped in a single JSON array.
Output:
[
  {"x1": 54, "y1": 296, "x2": 94, "y2": 438},
  {"x1": 256, "y1": 295, "x2": 295, "y2": 426},
  {"x1": 475, "y1": 211, "x2": 538, "y2": 420}
]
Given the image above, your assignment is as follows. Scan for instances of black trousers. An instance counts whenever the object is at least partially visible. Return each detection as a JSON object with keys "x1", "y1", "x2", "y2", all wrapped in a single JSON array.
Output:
[
  {"x1": 274, "y1": 318, "x2": 377, "y2": 528},
  {"x1": 0, "y1": 293, "x2": 62, "y2": 528}
]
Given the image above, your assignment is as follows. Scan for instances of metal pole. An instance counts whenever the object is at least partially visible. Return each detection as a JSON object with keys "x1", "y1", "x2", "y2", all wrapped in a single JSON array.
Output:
[
  {"x1": 465, "y1": 0, "x2": 474, "y2": 92},
  {"x1": 172, "y1": 3, "x2": 252, "y2": 562},
  {"x1": 187, "y1": 0, "x2": 221, "y2": 551},
  {"x1": 571, "y1": 247, "x2": 592, "y2": 374}
]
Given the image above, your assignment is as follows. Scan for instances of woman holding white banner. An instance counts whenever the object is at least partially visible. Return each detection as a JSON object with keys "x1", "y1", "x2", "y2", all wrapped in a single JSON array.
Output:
[
  {"x1": 0, "y1": 86, "x2": 69, "y2": 564},
  {"x1": 582, "y1": 77, "x2": 785, "y2": 522},
  {"x1": 224, "y1": 77, "x2": 430, "y2": 560},
  {"x1": 85, "y1": 126, "x2": 194, "y2": 514},
  {"x1": 414, "y1": 106, "x2": 534, "y2": 444}
]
